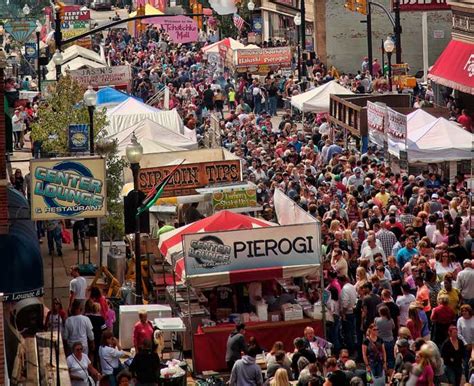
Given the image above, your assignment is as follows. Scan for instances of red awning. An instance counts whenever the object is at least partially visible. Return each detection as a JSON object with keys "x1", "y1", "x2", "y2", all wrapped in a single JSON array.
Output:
[{"x1": 428, "y1": 39, "x2": 474, "y2": 95}]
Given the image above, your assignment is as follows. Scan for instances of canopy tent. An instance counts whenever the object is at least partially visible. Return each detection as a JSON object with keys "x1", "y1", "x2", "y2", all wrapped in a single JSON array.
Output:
[
  {"x1": 97, "y1": 87, "x2": 142, "y2": 107},
  {"x1": 128, "y1": 3, "x2": 164, "y2": 17},
  {"x1": 46, "y1": 57, "x2": 105, "y2": 80},
  {"x1": 201, "y1": 38, "x2": 245, "y2": 54},
  {"x1": 105, "y1": 98, "x2": 192, "y2": 141},
  {"x1": 109, "y1": 117, "x2": 198, "y2": 155},
  {"x1": 407, "y1": 117, "x2": 473, "y2": 163},
  {"x1": 46, "y1": 45, "x2": 105, "y2": 72},
  {"x1": 291, "y1": 81, "x2": 353, "y2": 112},
  {"x1": 407, "y1": 109, "x2": 437, "y2": 133}
]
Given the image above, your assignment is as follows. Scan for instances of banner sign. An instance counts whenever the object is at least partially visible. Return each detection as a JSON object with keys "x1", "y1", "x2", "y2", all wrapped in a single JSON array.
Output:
[
  {"x1": 386, "y1": 108, "x2": 407, "y2": 158},
  {"x1": 234, "y1": 47, "x2": 292, "y2": 68},
  {"x1": 61, "y1": 5, "x2": 91, "y2": 21},
  {"x1": 212, "y1": 189, "x2": 257, "y2": 211},
  {"x1": 70, "y1": 65, "x2": 132, "y2": 88},
  {"x1": 139, "y1": 160, "x2": 242, "y2": 197},
  {"x1": 68, "y1": 124, "x2": 89, "y2": 153},
  {"x1": 30, "y1": 157, "x2": 107, "y2": 220},
  {"x1": 3, "y1": 287, "x2": 44, "y2": 303},
  {"x1": 62, "y1": 5, "x2": 91, "y2": 48},
  {"x1": 4, "y1": 20, "x2": 36, "y2": 44},
  {"x1": 367, "y1": 101, "x2": 386, "y2": 147},
  {"x1": 396, "y1": 0, "x2": 450, "y2": 12},
  {"x1": 144, "y1": 16, "x2": 198, "y2": 44},
  {"x1": 183, "y1": 223, "x2": 321, "y2": 277},
  {"x1": 252, "y1": 16, "x2": 263, "y2": 33},
  {"x1": 24, "y1": 42, "x2": 37, "y2": 61}
]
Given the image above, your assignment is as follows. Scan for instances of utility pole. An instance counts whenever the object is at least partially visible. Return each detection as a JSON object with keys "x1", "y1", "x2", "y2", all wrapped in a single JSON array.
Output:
[
  {"x1": 300, "y1": 0, "x2": 306, "y2": 78},
  {"x1": 367, "y1": 2, "x2": 372, "y2": 76},
  {"x1": 393, "y1": 0, "x2": 402, "y2": 63}
]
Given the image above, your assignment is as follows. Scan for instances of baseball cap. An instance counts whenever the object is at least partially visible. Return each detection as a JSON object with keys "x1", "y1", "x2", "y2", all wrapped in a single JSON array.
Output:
[
  {"x1": 354, "y1": 167, "x2": 362, "y2": 173},
  {"x1": 432, "y1": 193, "x2": 439, "y2": 199},
  {"x1": 396, "y1": 338, "x2": 410, "y2": 347},
  {"x1": 357, "y1": 221, "x2": 365, "y2": 228},
  {"x1": 389, "y1": 205, "x2": 398, "y2": 213},
  {"x1": 463, "y1": 259, "x2": 472, "y2": 267}
]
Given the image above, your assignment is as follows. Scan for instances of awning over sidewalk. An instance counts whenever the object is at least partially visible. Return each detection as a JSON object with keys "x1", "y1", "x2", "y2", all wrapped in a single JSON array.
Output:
[{"x1": 428, "y1": 39, "x2": 474, "y2": 95}]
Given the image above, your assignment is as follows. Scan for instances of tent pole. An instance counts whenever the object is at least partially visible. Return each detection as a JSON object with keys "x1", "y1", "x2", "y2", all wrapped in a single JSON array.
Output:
[
  {"x1": 319, "y1": 228, "x2": 326, "y2": 340},
  {"x1": 187, "y1": 284, "x2": 195, "y2": 377}
]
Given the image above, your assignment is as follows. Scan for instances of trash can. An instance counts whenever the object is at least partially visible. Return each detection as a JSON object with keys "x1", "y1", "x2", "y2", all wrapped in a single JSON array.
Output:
[{"x1": 107, "y1": 245, "x2": 127, "y2": 284}]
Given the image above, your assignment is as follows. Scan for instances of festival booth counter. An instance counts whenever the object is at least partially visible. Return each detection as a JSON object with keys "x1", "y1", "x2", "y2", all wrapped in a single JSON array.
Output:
[{"x1": 158, "y1": 191, "x2": 323, "y2": 373}]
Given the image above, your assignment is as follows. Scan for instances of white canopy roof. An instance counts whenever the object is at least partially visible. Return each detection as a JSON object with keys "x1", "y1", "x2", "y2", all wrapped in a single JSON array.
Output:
[
  {"x1": 45, "y1": 57, "x2": 105, "y2": 80},
  {"x1": 109, "y1": 117, "x2": 198, "y2": 153},
  {"x1": 46, "y1": 45, "x2": 105, "y2": 72},
  {"x1": 407, "y1": 117, "x2": 473, "y2": 163},
  {"x1": 407, "y1": 109, "x2": 437, "y2": 133},
  {"x1": 105, "y1": 98, "x2": 193, "y2": 141},
  {"x1": 291, "y1": 80, "x2": 353, "y2": 112}
]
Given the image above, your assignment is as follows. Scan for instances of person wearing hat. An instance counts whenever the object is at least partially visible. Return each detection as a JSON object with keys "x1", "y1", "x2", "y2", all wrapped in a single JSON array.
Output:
[
  {"x1": 429, "y1": 193, "x2": 443, "y2": 214},
  {"x1": 393, "y1": 338, "x2": 416, "y2": 375},
  {"x1": 346, "y1": 168, "x2": 364, "y2": 189}
]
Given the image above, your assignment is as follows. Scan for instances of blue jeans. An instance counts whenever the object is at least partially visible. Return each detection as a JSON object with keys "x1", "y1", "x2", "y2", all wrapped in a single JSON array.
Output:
[
  {"x1": 327, "y1": 316, "x2": 341, "y2": 353},
  {"x1": 47, "y1": 227, "x2": 62, "y2": 256},
  {"x1": 341, "y1": 313, "x2": 355, "y2": 354},
  {"x1": 268, "y1": 96, "x2": 278, "y2": 116},
  {"x1": 383, "y1": 339, "x2": 395, "y2": 369},
  {"x1": 253, "y1": 97, "x2": 262, "y2": 114}
]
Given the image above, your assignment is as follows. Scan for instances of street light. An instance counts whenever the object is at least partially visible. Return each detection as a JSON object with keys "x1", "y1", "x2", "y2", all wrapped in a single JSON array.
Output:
[
  {"x1": 23, "y1": 4, "x2": 31, "y2": 16},
  {"x1": 294, "y1": 13, "x2": 302, "y2": 83},
  {"x1": 126, "y1": 133, "x2": 144, "y2": 304},
  {"x1": 0, "y1": 25, "x2": 4, "y2": 47},
  {"x1": 247, "y1": 0, "x2": 255, "y2": 11},
  {"x1": 52, "y1": 49, "x2": 63, "y2": 82},
  {"x1": 83, "y1": 86, "x2": 97, "y2": 155},
  {"x1": 35, "y1": 20, "x2": 41, "y2": 93},
  {"x1": 384, "y1": 36, "x2": 395, "y2": 92}
]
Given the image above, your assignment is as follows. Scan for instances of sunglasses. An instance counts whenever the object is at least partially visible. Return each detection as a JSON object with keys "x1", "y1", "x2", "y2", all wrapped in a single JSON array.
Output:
[{"x1": 75, "y1": 347, "x2": 83, "y2": 351}]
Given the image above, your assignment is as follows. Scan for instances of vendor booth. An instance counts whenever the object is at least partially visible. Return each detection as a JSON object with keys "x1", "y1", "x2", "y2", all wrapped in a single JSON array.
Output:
[
  {"x1": 158, "y1": 206, "x2": 323, "y2": 373},
  {"x1": 105, "y1": 98, "x2": 190, "y2": 140},
  {"x1": 291, "y1": 80, "x2": 354, "y2": 113},
  {"x1": 97, "y1": 87, "x2": 142, "y2": 108}
]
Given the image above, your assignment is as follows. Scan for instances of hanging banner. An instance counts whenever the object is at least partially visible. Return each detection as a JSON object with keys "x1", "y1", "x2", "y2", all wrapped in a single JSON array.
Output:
[
  {"x1": 143, "y1": 16, "x2": 198, "y2": 44},
  {"x1": 24, "y1": 42, "x2": 38, "y2": 61},
  {"x1": 70, "y1": 65, "x2": 132, "y2": 88},
  {"x1": 212, "y1": 189, "x2": 258, "y2": 211},
  {"x1": 396, "y1": 0, "x2": 450, "y2": 12},
  {"x1": 367, "y1": 101, "x2": 386, "y2": 148},
  {"x1": 234, "y1": 47, "x2": 292, "y2": 68},
  {"x1": 68, "y1": 124, "x2": 90, "y2": 153},
  {"x1": 30, "y1": 157, "x2": 107, "y2": 220},
  {"x1": 4, "y1": 20, "x2": 36, "y2": 44},
  {"x1": 183, "y1": 223, "x2": 321, "y2": 277},
  {"x1": 61, "y1": 5, "x2": 91, "y2": 48},
  {"x1": 386, "y1": 107, "x2": 407, "y2": 158}
]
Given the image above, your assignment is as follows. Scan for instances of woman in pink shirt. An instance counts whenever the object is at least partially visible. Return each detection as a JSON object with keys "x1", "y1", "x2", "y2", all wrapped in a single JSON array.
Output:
[{"x1": 415, "y1": 344, "x2": 434, "y2": 386}]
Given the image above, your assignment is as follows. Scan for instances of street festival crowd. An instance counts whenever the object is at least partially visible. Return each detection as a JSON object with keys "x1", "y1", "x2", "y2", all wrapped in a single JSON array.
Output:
[{"x1": 6, "y1": 21, "x2": 474, "y2": 386}]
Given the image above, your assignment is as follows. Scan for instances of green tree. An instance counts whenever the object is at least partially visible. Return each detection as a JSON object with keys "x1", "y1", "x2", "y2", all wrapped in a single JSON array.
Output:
[{"x1": 31, "y1": 75, "x2": 107, "y2": 155}]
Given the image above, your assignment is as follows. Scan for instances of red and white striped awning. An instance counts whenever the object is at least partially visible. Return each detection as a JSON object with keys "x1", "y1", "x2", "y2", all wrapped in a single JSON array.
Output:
[{"x1": 159, "y1": 210, "x2": 276, "y2": 266}]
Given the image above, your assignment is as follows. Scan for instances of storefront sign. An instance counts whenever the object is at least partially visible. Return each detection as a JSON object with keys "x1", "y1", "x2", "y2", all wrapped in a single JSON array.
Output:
[
  {"x1": 396, "y1": 0, "x2": 450, "y2": 12},
  {"x1": 386, "y1": 108, "x2": 407, "y2": 157},
  {"x1": 30, "y1": 157, "x2": 107, "y2": 220},
  {"x1": 270, "y1": 0, "x2": 298, "y2": 7},
  {"x1": 144, "y1": 16, "x2": 198, "y2": 44},
  {"x1": 3, "y1": 287, "x2": 44, "y2": 302},
  {"x1": 234, "y1": 47, "x2": 292, "y2": 68},
  {"x1": 62, "y1": 5, "x2": 91, "y2": 48},
  {"x1": 367, "y1": 101, "x2": 386, "y2": 148},
  {"x1": 68, "y1": 124, "x2": 89, "y2": 153},
  {"x1": 183, "y1": 223, "x2": 320, "y2": 276},
  {"x1": 4, "y1": 20, "x2": 36, "y2": 43},
  {"x1": 70, "y1": 65, "x2": 132, "y2": 88},
  {"x1": 212, "y1": 189, "x2": 257, "y2": 211},
  {"x1": 139, "y1": 160, "x2": 242, "y2": 197}
]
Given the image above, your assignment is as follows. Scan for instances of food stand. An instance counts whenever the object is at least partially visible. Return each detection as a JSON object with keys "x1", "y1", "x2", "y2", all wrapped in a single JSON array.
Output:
[{"x1": 158, "y1": 211, "x2": 323, "y2": 373}]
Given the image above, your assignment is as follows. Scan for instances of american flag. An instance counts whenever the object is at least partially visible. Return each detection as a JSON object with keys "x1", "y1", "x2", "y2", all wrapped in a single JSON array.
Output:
[{"x1": 233, "y1": 13, "x2": 245, "y2": 31}]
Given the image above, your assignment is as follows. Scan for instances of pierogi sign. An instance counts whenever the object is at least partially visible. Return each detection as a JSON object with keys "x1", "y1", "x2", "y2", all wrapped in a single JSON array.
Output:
[
  {"x1": 183, "y1": 223, "x2": 321, "y2": 276},
  {"x1": 144, "y1": 16, "x2": 198, "y2": 43}
]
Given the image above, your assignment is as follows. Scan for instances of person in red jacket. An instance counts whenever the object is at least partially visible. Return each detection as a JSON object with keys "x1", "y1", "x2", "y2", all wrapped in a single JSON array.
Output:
[{"x1": 457, "y1": 109, "x2": 473, "y2": 132}]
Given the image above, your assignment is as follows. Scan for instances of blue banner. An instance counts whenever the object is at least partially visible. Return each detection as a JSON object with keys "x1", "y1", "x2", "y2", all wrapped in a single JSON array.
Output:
[
  {"x1": 68, "y1": 124, "x2": 89, "y2": 153},
  {"x1": 24, "y1": 42, "x2": 37, "y2": 61},
  {"x1": 252, "y1": 16, "x2": 263, "y2": 33}
]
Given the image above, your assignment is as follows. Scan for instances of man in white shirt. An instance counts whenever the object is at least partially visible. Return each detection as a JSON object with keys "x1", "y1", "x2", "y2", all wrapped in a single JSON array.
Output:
[
  {"x1": 360, "y1": 236, "x2": 386, "y2": 265},
  {"x1": 339, "y1": 276, "x2": 357, "y2": 355},
  {"x1": 69, "y1": 265, "x2": 87, "y2": 314},
  {"x1": 64, "y1": 300, "x2": 94, "y2": 355},
  {"x1": 396, "y1": 283, "x2": 416, "y2": 326},
  {"x1": 456, "y1": 260, "x2": 474, "y2": 308}
]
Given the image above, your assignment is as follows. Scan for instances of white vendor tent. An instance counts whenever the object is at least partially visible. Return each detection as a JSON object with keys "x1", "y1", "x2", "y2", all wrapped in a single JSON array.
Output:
[
  {"x1": 407, "y1": 109, "x2": 437, "y2": 133},
  {"x1": 291, "y1": 80, "x2": 353, "y2": 113},
  {"x1": 105, "y1": 98, "x2": 193, "y2": 141},
  {"x1": 407, "y1": 117, "x2": 473, "y2": 163},
  {"x1": 109, "y1": 118, "x2": 198, "y2": 153}
]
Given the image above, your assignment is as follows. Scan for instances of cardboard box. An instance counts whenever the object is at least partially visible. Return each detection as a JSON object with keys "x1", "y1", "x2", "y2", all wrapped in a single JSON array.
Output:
[
  {"x1": 268, "y1": 311, "x2": 281, "y2": 322},
  {"x1": 282, "y1": 304, "x2": 303, "y2": 321}
]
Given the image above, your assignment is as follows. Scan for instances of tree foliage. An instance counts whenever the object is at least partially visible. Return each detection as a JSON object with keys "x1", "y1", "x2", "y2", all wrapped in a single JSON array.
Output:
[{"x1": 31, "y1": 75, "x2": 108, "y2": 156}]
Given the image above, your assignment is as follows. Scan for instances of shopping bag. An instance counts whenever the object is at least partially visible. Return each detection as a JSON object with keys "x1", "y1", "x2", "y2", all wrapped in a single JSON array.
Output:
[{"x1": 61, "y1": 229, "x2": 72, "y2": 244}]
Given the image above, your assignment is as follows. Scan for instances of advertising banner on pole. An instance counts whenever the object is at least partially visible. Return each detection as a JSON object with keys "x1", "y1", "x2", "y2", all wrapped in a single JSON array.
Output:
[
  {"x1": 183, "y1": 223, "x2": 321, "y2": 277},
  {"x1": 30, "y1": 157, "x2": 107, "y2": 220},
  {"x1": 4, "y1": 20, "x2": 36, "y2": 43},
  {"x1": 68, "y1": 124, "x2": 89, "y2": 153},
  {"x1": 367, "y1": 101, "x2": 386, "y2": 148},
  {"x1": 70, "y1": 65, "x2": 132, "y2": 88},
  {"x1": 143, "y1": 16, "x2": 198, "y2": 44},
  {"x1": 396, "y1": 0, "x2": 450, "y2": 12},
  {"x1": 61, "y1": 5, "x2": 91, "y2": 48},
  {"x1": 212, "y1": 189, "x2": 257, "y2": 211},
  {"x1": 386, "y1": 107, "x2": 407, "y2": 158},
  {"x1": 24, "y1": 42, "x2": 38, "y2": 61}
]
